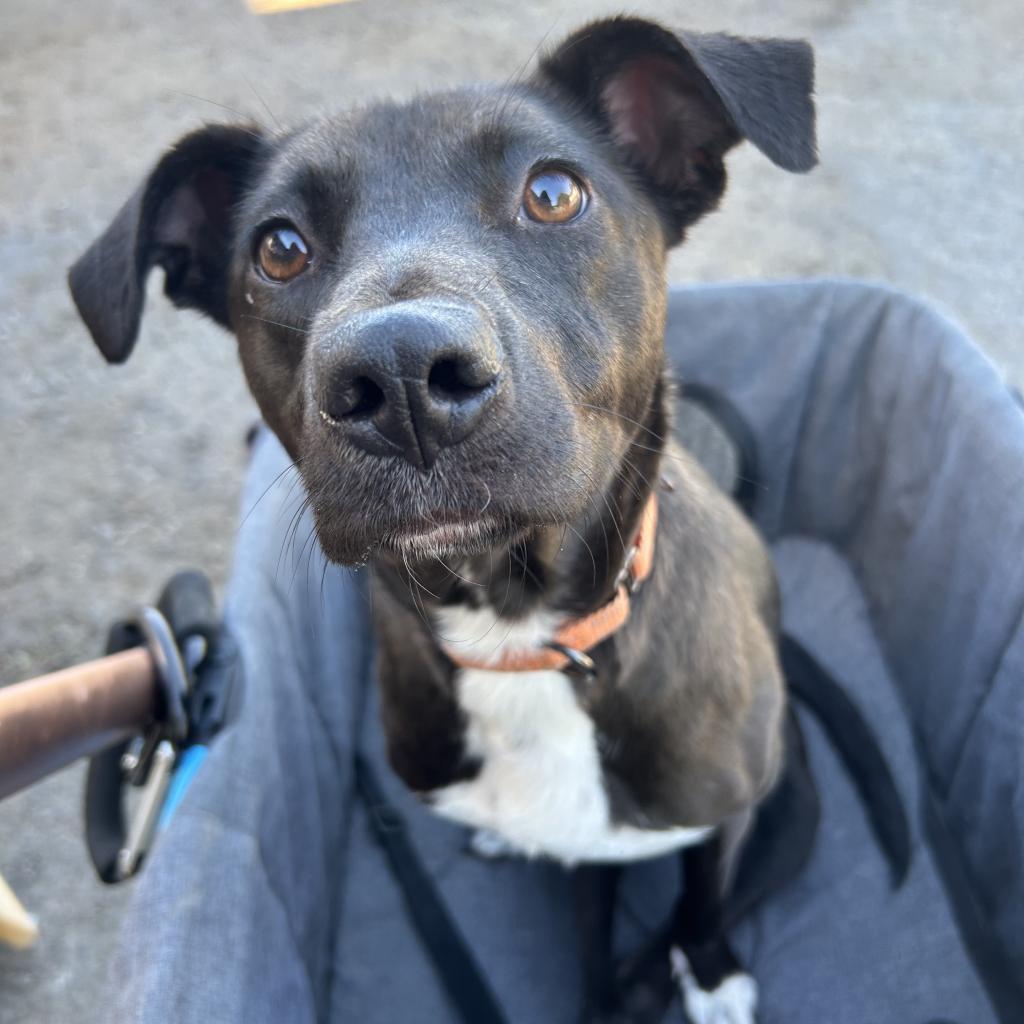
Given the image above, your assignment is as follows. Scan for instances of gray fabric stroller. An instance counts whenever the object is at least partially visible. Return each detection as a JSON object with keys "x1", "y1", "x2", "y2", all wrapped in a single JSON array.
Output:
[{"x1": 108, "y1": 280, "x2": 1024, "y2": 1024}]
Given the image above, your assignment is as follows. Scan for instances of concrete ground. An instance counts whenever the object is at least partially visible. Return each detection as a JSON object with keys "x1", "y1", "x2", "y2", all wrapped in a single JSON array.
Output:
[{"x1": 0, "y1": 0, "x2": 1020, "y2": 1020}]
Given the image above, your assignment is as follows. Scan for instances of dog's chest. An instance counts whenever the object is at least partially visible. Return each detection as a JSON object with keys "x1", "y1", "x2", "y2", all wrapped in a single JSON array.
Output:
[{"x1": 429, "y1": 607, "x2": 710, "y2": 864}]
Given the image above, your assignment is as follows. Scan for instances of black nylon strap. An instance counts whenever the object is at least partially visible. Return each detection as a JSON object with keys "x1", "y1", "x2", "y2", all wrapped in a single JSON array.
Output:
[
  {"x1": 354, "y1": 755, "x2": 509, "y2": 1024},
  {"x1": 780, "y1": 633, "x2": 912, "y2": 886},
  {"x1": 675, "y1": 380, "x2": 762, "y2": 517},
  {"x1": 84, "y1": 739, "x2": 132, "y2": 883}
]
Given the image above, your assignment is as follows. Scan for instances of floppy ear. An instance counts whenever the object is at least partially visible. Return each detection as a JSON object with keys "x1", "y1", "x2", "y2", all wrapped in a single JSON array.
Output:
[
  {"x1": 68, "y1": 124, "x2": 266, "y2": 364},
  {"x1": 538, "y1": 17, "x2": 817, "y2": 239}
]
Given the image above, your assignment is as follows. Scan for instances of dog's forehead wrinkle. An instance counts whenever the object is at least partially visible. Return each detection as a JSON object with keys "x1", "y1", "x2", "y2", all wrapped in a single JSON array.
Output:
[
  {"x1": 280, "y1": 85, "x2": 600, "y2": 192},
  {"x1": 310, "y1": 236, "x2": 499, "y2": 329}
]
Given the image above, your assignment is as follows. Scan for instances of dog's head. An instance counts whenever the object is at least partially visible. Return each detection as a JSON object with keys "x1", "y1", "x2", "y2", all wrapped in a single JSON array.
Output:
[{"x1": 70, "y1": 18, "x2": 815, "y2": 565}]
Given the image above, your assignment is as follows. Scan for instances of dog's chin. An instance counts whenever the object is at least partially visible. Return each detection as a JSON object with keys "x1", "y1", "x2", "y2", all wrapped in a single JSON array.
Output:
[{"x1": 314, "y1": 511, "x2": 529, "y2": 567}]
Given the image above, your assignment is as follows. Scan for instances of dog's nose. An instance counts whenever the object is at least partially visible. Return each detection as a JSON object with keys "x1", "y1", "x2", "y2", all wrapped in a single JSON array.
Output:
[{"x1": 316, "y1": 301, "x2": 504, "y2": 471}]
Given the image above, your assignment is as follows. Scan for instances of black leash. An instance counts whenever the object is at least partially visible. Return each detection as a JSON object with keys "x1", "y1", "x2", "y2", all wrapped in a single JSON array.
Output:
[
  {"x1": 780, "y1": 633, "x2": 911, "y2": 886},
  {"x1": 675, "y1": 380, "x2": 762, "y2": 517},
  {"x1": 354, "y1": 754, "x2": 510, "y2": 1024}
]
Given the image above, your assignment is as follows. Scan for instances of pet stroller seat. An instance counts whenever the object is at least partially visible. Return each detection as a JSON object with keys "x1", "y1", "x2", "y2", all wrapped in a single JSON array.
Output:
[{"x1": 108, "y1": 281, "x2": 1024, "y2": 1024}]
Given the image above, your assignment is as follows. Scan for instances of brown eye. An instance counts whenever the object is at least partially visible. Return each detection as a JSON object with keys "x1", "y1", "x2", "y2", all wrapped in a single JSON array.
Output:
[
  {"x1": 256, "y1": 225, "x2": 311, "y2": 282},
  {"x1": 523, "y1": 168, "x2": 587, "y2": 224}
]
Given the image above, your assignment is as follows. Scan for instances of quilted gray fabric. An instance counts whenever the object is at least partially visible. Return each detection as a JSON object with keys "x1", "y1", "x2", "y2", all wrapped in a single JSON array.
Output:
[{"x1": 109, "y1": 281, "x2": 1023, "y2": 1023}]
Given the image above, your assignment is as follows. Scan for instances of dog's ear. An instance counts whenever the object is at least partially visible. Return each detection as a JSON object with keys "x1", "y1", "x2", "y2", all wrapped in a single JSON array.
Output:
[
  {"x1": 68, "y1": 124, "x2": 266, "y2": 364},
  {"x1": 538, "y1": 18, "x2": 816, "y2": 239}
]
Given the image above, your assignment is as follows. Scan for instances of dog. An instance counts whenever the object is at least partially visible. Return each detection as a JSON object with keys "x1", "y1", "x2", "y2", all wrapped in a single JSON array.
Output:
[{"x1": 70, "y1": 17, "x2": 822, "y2": 1023}]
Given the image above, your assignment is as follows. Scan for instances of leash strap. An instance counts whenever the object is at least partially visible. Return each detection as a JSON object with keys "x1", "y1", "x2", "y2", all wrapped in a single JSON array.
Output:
[
  {"x1": 354, "y1": 754, "x2": 510, "y2": 1024},
  {"x1": 676, "y1": 380, "x2": 762, "y2": 517},
  {"x1": 780, "y1": 633, "x2": 911, "y2": 885}
]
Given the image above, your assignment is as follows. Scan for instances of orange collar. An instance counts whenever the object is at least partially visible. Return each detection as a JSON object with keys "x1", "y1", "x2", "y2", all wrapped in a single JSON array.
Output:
[{"x1": 440, "y1": 494, "x2": 658, "y2": 677}]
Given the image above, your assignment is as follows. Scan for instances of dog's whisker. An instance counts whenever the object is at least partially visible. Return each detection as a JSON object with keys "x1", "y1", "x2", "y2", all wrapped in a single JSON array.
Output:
[
  {"x1": 600, "y1": 489, "x2": 629, "y2": 560},
  {"x1": 167, "y1": 90, "x2": 264, "y2": 133},
  {"x1": 319, "y1": 555, "x2": 331, "y2": 613},
  {"x1": 619, "y1": 454, "x2": 657, "y2": 499},
  {"x1": 562, "y1": 521, "x2": 597, "y2": 589},
  {"x1": 275, "y1": 492, "x2": 313, "y2": 585},
  {"x1": 508, "y1": 545, "x2": 543, "y2": 589},
  {"x1": 489, "y1": 541, "x2": 530, "y2": 652},
  {"x1": 626, "y1": 439, "x2": 674, "y2": 459},
  {"x1": 576, "y1": 401, "x2": 667, "y2": 443},
  {"x1": 477, "y1": 481, "x2": 493, "y2": 516},
  {"x1": 489, "y1": 21, "x2": 560, "y2": 133},
  {"x1": 240, "y1": 313, "x2": 310, "y2": 335},
  {"x1": 405, "y1": 557, "x2": 441, "y2": 601},
  {"x1": 626, "y1": 439, "x2": 765, "y2": 491},
  {"x1": 277, "y1": 493, "x2": 307, "y2": 567},
  {"x1": 573, "y1": 463, "x2": 614, "y2": 573},
  {"x1": 289, "y1": 517, "x2": 321, "y2": 594},
  {"x1": 614, "y1": 473, "x2": 648, "y2": 510},
  {"x1": 242, "y1": 71, "x2": 284, "y2": 134},
  {"x1": 241, "y1": 455, "x2": 304, "y2": 530},
  {"x1": 491, "y1": 545, "x2": 515, "y2": 633},
  {"x1": 400, "y1": 550, "x2": 435, "y2": 634},
  {"x1": 434, "y1": 555, "x2": 485, "y2": 588}
]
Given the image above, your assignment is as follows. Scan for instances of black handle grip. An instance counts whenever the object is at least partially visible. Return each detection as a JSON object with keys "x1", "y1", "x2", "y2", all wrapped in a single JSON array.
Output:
[{"x1": 156, "y1": 570, "x2": 218, "y2": 648}]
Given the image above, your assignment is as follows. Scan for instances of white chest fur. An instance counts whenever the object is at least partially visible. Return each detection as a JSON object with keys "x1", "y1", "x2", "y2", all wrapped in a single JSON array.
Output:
[{"x1": 431, "y1": 606, "x2": 711, "y2": 865}]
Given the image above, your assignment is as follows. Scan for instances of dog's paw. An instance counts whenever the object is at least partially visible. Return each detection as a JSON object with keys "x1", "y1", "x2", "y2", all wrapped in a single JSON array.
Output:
[
  {"x1": 467, "y1": 828, "x2": 518, "y2": 860},
  {"x1": 670, "y1": 947, "x2": 757, "y2": 1024}
]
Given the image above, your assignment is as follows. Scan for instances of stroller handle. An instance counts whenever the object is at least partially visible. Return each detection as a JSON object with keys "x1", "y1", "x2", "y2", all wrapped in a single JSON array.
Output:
[{"x1": 0, "y1": 648, "x2": 157, "y2": 800}]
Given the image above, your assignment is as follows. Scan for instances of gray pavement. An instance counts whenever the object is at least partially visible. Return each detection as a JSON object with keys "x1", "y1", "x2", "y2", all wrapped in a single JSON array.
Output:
[{"x1": 0, "y1": 0, "x2": 1020, "y2": 1021}]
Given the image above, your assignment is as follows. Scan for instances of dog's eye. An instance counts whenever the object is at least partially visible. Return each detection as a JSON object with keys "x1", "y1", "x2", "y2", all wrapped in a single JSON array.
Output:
[
  {"x1": 256, "y1": 225, "x2": 311, "y2": 282},
  {"x1": 522, "y1": 169, "x2": 587, "y2": 224}
]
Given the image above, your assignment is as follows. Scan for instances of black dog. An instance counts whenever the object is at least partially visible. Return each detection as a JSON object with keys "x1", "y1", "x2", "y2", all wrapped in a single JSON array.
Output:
[{"x1": 71, "y1": 17, "x2": 821, "y2": 1022}]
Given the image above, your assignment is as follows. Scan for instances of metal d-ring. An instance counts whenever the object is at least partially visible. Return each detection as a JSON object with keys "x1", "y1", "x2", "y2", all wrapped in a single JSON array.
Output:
[
  {"x1": 135, "y1": 605, "x2": 190, "y2": 744},
  {"x1": 613, "y1": 543, "x2": 641, "y2": 594},
  {"x1": 544, "y1": 641, "x2": 598, "y2": 682}
]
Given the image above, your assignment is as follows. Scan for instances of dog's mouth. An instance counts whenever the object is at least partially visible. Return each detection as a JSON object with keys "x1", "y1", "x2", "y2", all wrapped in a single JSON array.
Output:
[
  {"x1": 300, "y1": 405, "x2": 600, "y2": 566},
  {"x1": 380, "y1": 510, "x2": 510, "y2": 558},
  {"x1": 310, "y1": 495, "x2": 534, "y2": 565}
]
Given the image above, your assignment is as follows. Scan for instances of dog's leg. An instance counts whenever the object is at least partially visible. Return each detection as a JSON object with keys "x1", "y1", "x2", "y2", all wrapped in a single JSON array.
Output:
[
  {"x1": 574, "y1": 864, "x2": 623, "y2": 1023},
  {"x1": 670, "y1": 836, "x2": 757, "y2": 1024}
]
